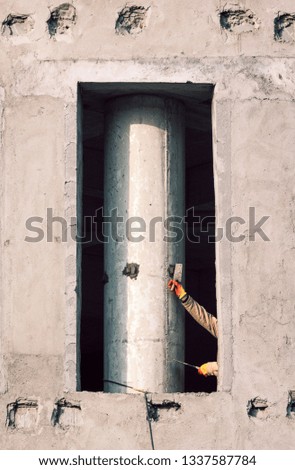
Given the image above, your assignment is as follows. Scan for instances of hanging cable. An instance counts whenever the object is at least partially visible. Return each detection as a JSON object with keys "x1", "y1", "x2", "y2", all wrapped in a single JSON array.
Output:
[
  {"x1": 144, "y1": 392, "x2": 155, "y2": 450},
  {"x1": 104, "y1": 380, "x2": 155, "y2": 450}
]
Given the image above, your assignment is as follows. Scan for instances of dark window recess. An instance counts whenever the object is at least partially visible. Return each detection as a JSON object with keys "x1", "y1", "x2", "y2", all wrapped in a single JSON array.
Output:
[
  {"x1": 185, "y1": 94, "x2": 217, "y2": 393},
  {"x1": 79, "y1": 83, "x2": 216, "y2": 392},
  {"x1": 80, "y1": 93, "x2": 105, "y2": 391}
]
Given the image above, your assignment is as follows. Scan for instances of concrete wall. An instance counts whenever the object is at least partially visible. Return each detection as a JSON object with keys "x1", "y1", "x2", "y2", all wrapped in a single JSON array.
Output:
[{"x1": 0, "y1": 0, "x2": 294, "y2": 449}]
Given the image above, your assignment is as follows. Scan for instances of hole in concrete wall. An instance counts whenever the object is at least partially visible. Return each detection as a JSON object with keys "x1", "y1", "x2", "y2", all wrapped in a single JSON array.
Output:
[
  {"x1": 1, "y1": 13, "x2": 34, "y2": 36},
  {"x1": 47, "y1": 3, "x2": 76, "y2": 37},
  {"x1": 219, "y1": 8, "x2": 259, "y2": 33},
  {"x1": 286, "y1": 390, "x2": 295, "y2": 417},
  {"x1": 274, "y1": 13, "x2": 295, "y2": 42},
  {"x1": 122, "y1": 262, "x2": 140, "y2": 279},
  {"x1": 51, "y1": 397, "x2": 81, "y2": 429},
  {"x1": 146, "y1": 399, "x2": 181, "y2": 422},
  {"x1": 115, "y1": 5, "x2": 150, "y2": 35},
  {"x1": 6, "y1": 398, "x2": 38, "y2": 429},
  {"x1": 247, "y1": 397, "x2": 268, "y2": 417},
  {"x1": 79, "y1": 83, "x2": 216, "y2": 393}
]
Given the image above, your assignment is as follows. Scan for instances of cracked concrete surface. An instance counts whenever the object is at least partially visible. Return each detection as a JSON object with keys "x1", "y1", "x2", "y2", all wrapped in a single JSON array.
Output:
[
  {"x1": 6, "y1": 398, "x2": 38, "y2": 429},
  {"x1": 115, "y1": 5, "x2": 150, "y2": 35},
  {"x1": 47, "y1": 3, "x2": 77, "y2": 37},
  {"x1": 1, "y1": 13, "x2": 34, "y2": 36},
  {"x1": 274, "y1": 13, "x2": 295, "y2": 42},
  {"x1": 51, "y1": 397, "x2": 82, "y2": 429},
  {"x1": 219, "y1": 8, "x2": 260, "y2": 33}
]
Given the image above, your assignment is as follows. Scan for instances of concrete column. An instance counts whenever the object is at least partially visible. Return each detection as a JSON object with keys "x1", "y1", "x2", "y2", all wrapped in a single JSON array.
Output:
[{"x1": 104, "y1": 95, "x2": 185, "y2": 393}]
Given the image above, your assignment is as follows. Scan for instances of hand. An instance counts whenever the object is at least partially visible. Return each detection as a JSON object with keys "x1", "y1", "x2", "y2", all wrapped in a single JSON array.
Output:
[
  {"x1": 198, "y1": 362, "x2": 218, "y2": 377},
  {"x1": 168, "y1": 280, "x2": 187, "y2": 299}
]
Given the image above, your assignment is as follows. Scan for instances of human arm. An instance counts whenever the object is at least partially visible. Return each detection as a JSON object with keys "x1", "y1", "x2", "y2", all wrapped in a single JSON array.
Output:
[{"x1": 168, "y1": 280, "x2": 218, "y2": 338}]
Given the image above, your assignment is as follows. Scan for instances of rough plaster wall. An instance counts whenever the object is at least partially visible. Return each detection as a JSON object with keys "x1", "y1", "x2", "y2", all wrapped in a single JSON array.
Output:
[
  {"x1": 0, "y1": 0, "x2": 294, "y2": 59},
  {"x1": 64, "y1": 102, "x2": 80, "y2": 392},
  {"x1": 1, "y1": 95, "x2": 66, "y2": 398},
  {"x1": 230, "y1": 100, "x2": 295, "y2": 448},
  {"x1": 0, "y1": 90, "x2": 7, "y2": 395},
  {"x1": 0, "y1": 392, "x2": 234, "y2": 450},
  {"x1": 3, "y1": 96, "x2": 65, "y2": 356},
  {"x1": 0, "y1": 0, "x2": 294, "y2": 450}
]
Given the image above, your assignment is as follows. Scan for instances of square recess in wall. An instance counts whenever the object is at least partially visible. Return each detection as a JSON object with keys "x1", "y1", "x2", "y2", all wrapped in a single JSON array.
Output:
[{"x1": 77, "y1": 83, "x2": 216, "y2": 393}]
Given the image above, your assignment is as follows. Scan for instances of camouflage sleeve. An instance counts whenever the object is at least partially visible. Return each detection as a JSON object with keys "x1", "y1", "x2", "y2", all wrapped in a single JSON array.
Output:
[{"x1": 181, "y1": 295, "x2": 218, "y2": 338}]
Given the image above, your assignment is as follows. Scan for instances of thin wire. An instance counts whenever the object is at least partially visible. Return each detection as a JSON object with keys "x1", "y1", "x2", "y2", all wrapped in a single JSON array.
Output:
[
  {"x1": 172, "y1": 359, "x2": 200, "y2": 370},
  {"x1": 104, "y1": 380, "x2": 155, "y2": 450},
  {"x1": 104, "y1": 379, "x2": 146, "y2": 394},
  {"x1": 144, "y1": 392, "x2": 155, "y2": 450}
]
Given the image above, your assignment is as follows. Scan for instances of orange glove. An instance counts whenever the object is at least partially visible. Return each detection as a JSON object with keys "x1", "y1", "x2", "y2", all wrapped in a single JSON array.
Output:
[
  {"x1": 168, "y1": 280, "x2": 187, "y2": 299},
  {"x1": 198, "y1": 362, "x2": 218, "y2": 377}
]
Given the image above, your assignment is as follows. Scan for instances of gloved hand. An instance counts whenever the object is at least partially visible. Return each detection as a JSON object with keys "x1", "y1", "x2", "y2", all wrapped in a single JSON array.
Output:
[
  {"x1": 198, "y1": 362, "x2": 218, "y2": 377},
  {"x1": 168, "y1": 280, "x2": 187, "y2": 299}
]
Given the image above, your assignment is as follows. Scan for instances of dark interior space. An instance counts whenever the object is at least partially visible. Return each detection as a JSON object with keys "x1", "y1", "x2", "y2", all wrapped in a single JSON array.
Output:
[
  {"x1": 80, "y1": 94, "x2": 105, "y2": 392},
  {"x1": 184, "y1": 102, "x2": 217, "y2": 393},
  {"x1": 79, "y1": 83, "x2": 216, "y2": 392}
]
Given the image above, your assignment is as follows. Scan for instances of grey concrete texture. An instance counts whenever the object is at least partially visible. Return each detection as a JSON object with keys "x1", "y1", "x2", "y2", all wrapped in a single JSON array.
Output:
[
  {"x1": 0, "y1": 0, "x2": 294, "y2": 450},
  {"x1": 104, "y1": 95, "x2": 185, "y2": 393},
  {"x1": 0, "y1": 0, "x2": 295, "y2": 58}
]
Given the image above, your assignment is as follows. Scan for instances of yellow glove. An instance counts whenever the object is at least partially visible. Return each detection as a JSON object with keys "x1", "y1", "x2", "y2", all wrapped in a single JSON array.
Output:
[
  {"x1": 198, "y1": 362, "x2": 218, "y2": 377},
  {"x1": 168, "y1": 280, "x2": 187, "y2": 299}
]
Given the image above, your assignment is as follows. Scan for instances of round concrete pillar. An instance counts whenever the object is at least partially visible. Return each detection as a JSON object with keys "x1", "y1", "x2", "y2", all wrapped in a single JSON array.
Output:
[{"x1": 104, "y1": 95, "x2": 185, "y2": 393}]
